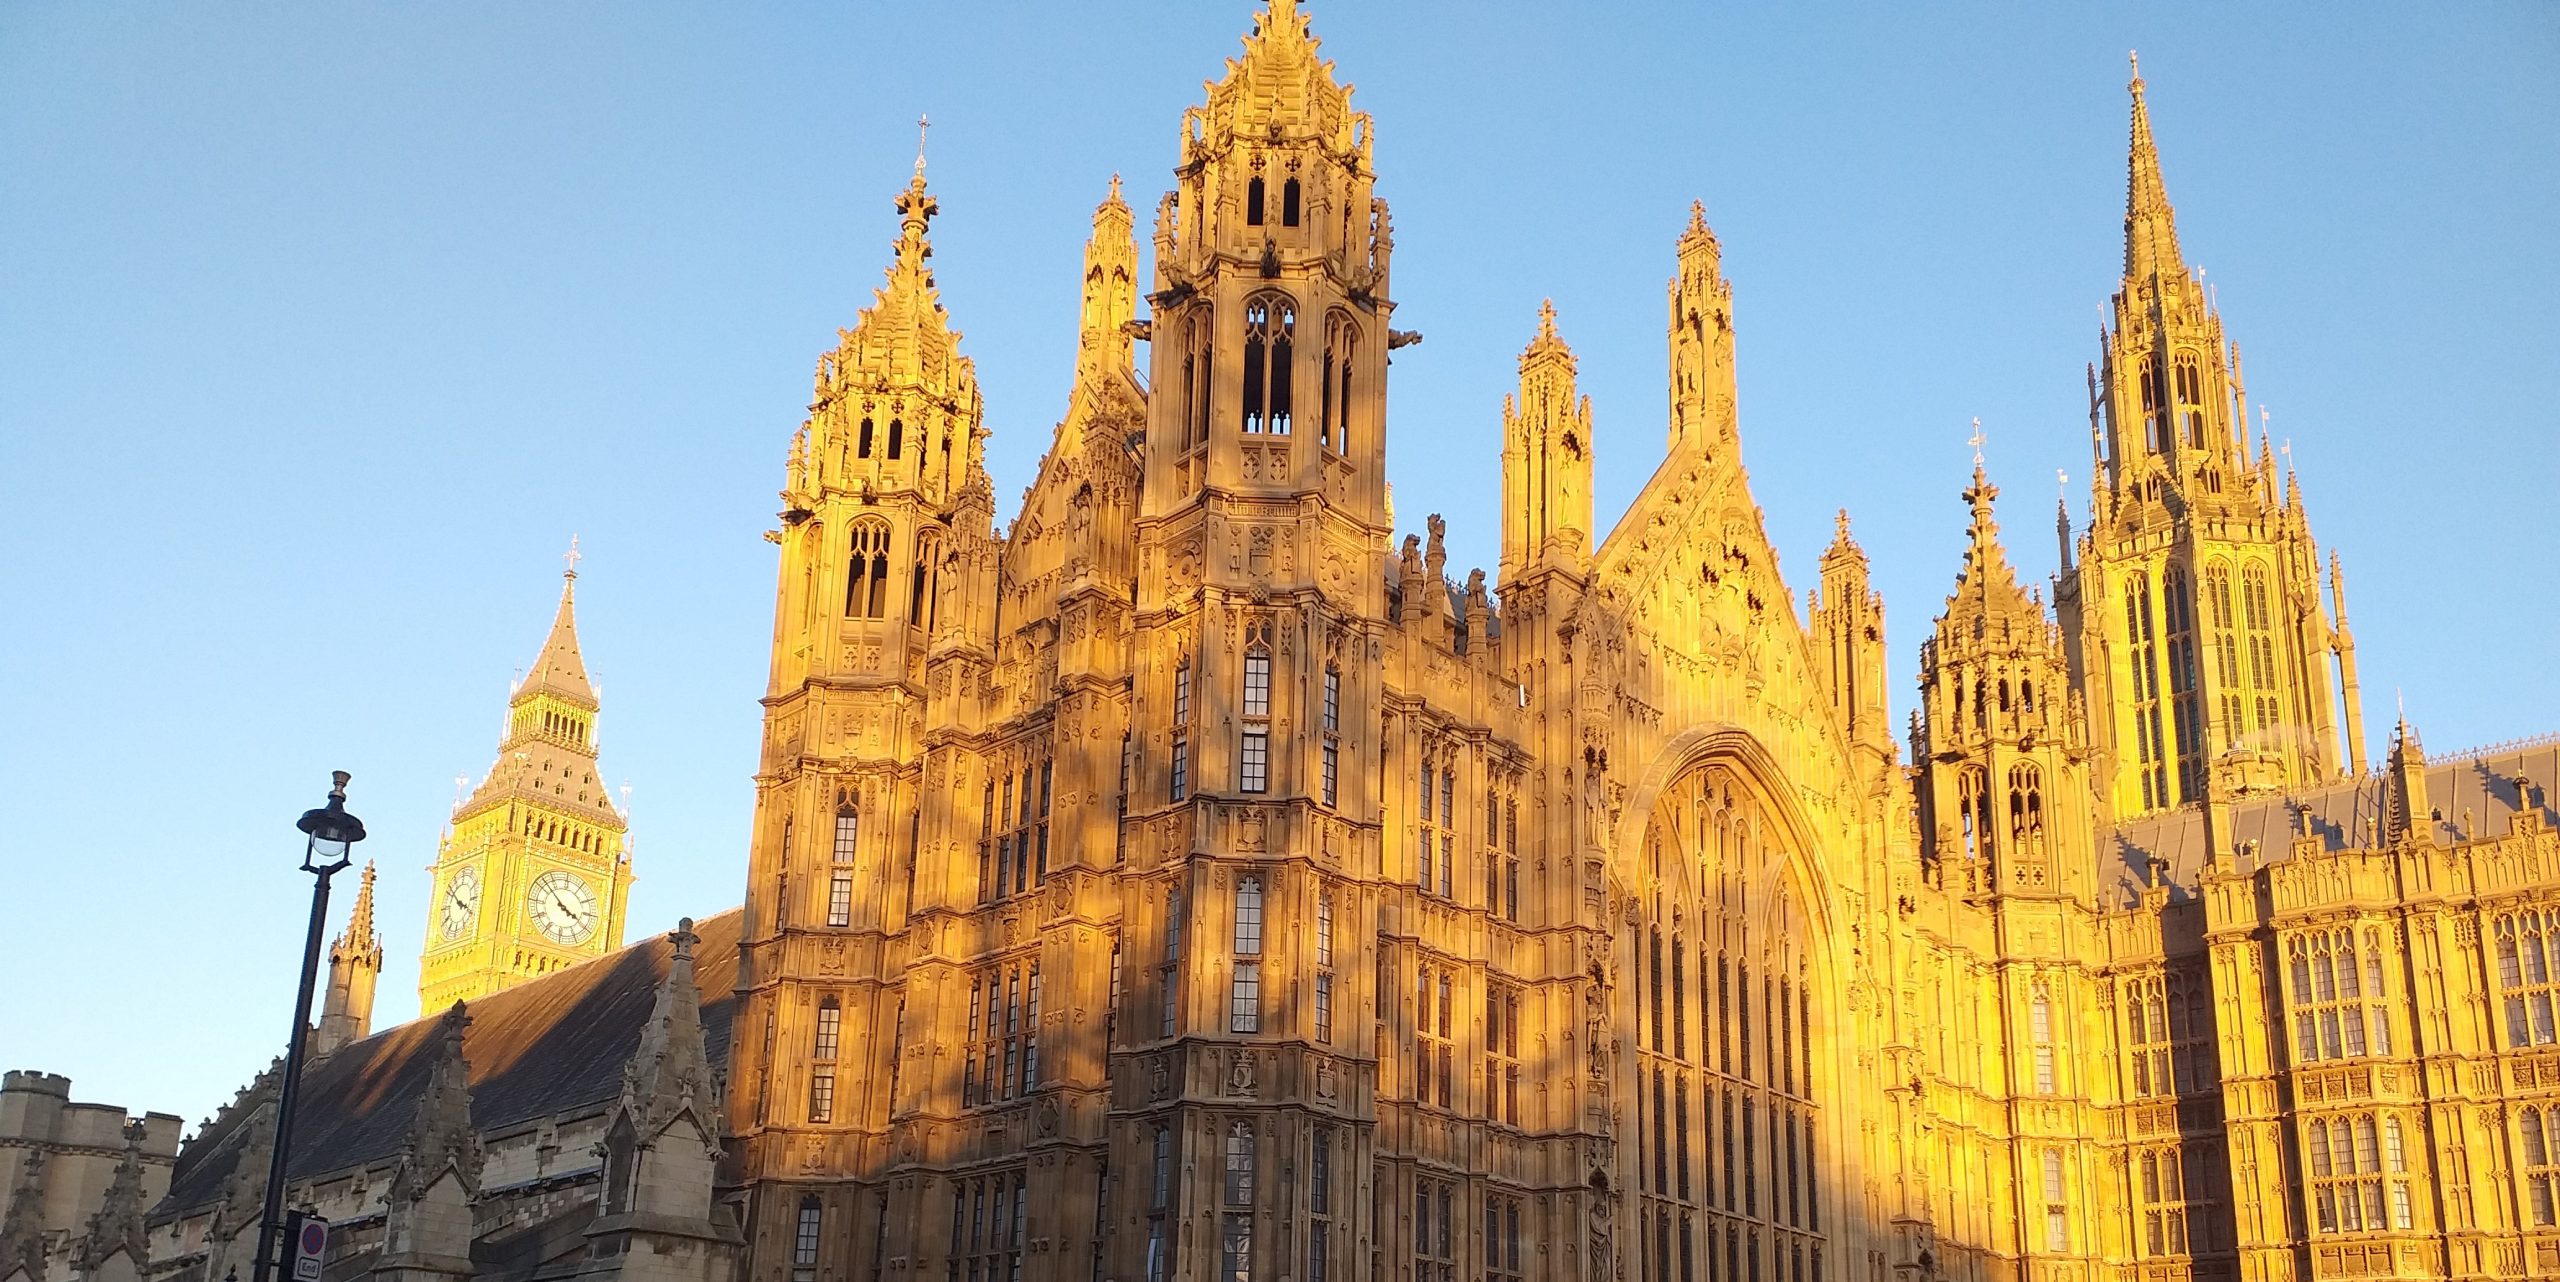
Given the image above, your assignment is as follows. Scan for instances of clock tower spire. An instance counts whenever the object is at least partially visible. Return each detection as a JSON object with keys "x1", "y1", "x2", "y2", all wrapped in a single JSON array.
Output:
[{"x1": 420, "y1": 547, "x2": 636, "y2": 1011}]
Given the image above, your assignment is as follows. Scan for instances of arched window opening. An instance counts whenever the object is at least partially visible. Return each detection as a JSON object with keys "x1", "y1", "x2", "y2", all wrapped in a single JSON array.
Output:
[
  {"x1": 911, "y1": 530, "x2": 943, "y2": 631},
  {"x1": 1184, "y1": 314, "x2": 1213, "y2": 450},
  {"x1": 1320, "y1": 311, "x2": 1356, "y2": 454},
  {"x1": 2021, "y1": 679, "x2": 2036, "y2": 712},
  {"x1": 1281, "y1": 177, "x2": 1301, "y2": 227},
  {"x1": 847, "y1": 522, "x2": 891, "y2": 619},
  {"x1": 1997, "y1": 678, "x2": 2012, "y2": 713},
  {"x1": 1239, "y1": 295, "x2": 1295, "y2": 435},
  {"x1": 2138, "y1": 358, "x2": 2163, "y2": 453},
  {"x1": 1958, "y1": 765, "x2": 1990, "y2": 863},
  {"x1": 887, "y1": 418, "x2": 904, "y2": 460},
  {"x1": 2008, "y1": 764, "x2": 2045, "y2": 863},
  {"x1": 2031, "y1": 986, "x2": 2057, "y2": 1094},
  {"x1": 858, "y1": 417, "x2": 875, "y2": 459},
  {"x1": 2174, "y1": 355, "x2": 2206, "y2": 448},
  {"x1": 2125, "y1": 570, "x2": 2168, "y2": 809},
  {"x1": 1245, "y1": 175, "x2": 1266, "y2": 227}
]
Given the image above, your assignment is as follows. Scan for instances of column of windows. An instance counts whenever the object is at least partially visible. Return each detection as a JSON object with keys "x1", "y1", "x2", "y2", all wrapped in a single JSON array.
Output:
[
  {"x1": 1221, "y1": 1123, "x2": 1255, "y2": 1282},
  {"x1": 2124, "y1": 971, "x2": 2212, "y2": 1098},
  {"x1": 1160, "y1": 883, "x2": 1185, "y2": 1039},
  {"x1": 1320, "y1": 665, "x2": 1340, "y2": 806},
  {"x1": 2164, "y1": 566, "x2": 2204, "y2": 802},
  {"x1": 1230, "y1": 875, "x2": 1263, "y2": 1032},
  {"x1": 1417, "y1": 748, "x2": 1454, "y2": 898},
  {"x1": 1319, "y1": 311, "x2": 1355, "y2": 453},
  {"x1": 2042, "y1": 1150, "x2": 2069, "y2": 1252},
  {"x1": 1313, "y1": 890, "x2": 1335, "y2": 1044},
  {"x1": 2306, "y1": 1115, "x2": 2410, "y2": 1233},
  {"x1": 1240, "y1": 623, "x2": 1274, "y2": 793},
  {"x1": 2240, "y1": 565, "x2": 2281, "y2": 732},
  {"x1": 1487, "y1": 980, "x2": 1522, "y2": 1126},
  {"x1": 1485, "y1": 774, "x2": 1521, "y2": 921},
  {"x1": 1144, "y1": 1125, "x2": 1172, "y2": 1282},
  {"x1": 1239, "y1": 295, "x2": 1294, "y2": 435},
  {"x1": 2125, "y1": 571, "x2": 2169, "y2": 809},
  {"x1": 1415, "y1": 961, "x2": 1454, "y2": 1106},
  {"x1": 1171, "y1": 661, "x2": 1192, "y2": 802},
  {"x1": 1308, "y1": 1127, "x2": 1333, "y2": 1282},
  {"x1": 2134, "y1": 1149, "x2": 2187, "y2": 1256},
  {"x1": 2206, "y1": 564, "x2": 2244, "y2": 737},
  {"x1": 829, "y1": 802, "x2": 858, "y2": 927},
  {"x1": 963, "y1": 959, "x2": 1041, "y2": 1106},
  {"x1": 809, "y1": 997, "x2": 840, "y2": 1122}
]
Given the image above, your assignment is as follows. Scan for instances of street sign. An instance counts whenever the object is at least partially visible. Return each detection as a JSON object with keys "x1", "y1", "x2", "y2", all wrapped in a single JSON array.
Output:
[{"x1": 289, "y1": 1214, "x2": 328, "y2": 1282}]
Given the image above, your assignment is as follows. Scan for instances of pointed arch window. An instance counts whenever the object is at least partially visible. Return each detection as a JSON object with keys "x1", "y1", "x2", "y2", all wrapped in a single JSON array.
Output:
[
  {"x1": 2241, "y1": 563, "x2": 2280, "y2": 731},
  {"x1": 2030, "y1": 984, "x2": 2058, "y2": 1095},
  {"x1": 910, "y1": 529, "x2": 943, "y2": 632},
  {"x1": 2206, "y1": 562, "x2": 2243, "y2": 735},
  {"x1": 2173, "y1": 354, "x2": 2206, "y2": 448},
  {"x1": 858, "y1": 417, "x2": 875, "y2": 459},
  {"x1": 2164, "y1": 566, "x2": 2205, "y2": 802},
  {"x1": 1320, "y1": 311, "x2": 1357, "y2": 454},
  {"x1": 2007, "y1": 763, "x2": 2045, "y2": 867},
  {"x1": 1245, "y1": 175, "x2": 1266, "y2": 227},
  {"x1": 1957, "y1": 765, "x2": 1991, "y2": 864},
  {"x1": 887, "y1": 417, "x2": 904, "y2": 460},
  {"x1": 2138, "y1": 358, "x2": 2164, "y2": 453},
  {"x1": 2124, "y1": 570, "x2": 2169, "y2": 809},
  {"x1": 1281, "y1": 177, "x2": 1302, "y2": 227},
  {"x1": 1181, "y1": 314, "x2": 1213, "y2": 452},
  {"x1": 1240, "y1": 294, "x2": 1295, "y2": 435},
  {"x1": 847, "y1": 521, "x2": 891, "y2": 619}
]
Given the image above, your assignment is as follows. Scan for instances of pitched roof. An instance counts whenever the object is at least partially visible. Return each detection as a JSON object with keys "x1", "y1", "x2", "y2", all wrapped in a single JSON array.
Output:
[
  {"x1": 154, "y1": 909, "x2": 740, "y2": 1224},
  {"x1": 2104, "y1": 739, "x2": 2560, "y2": 899}
]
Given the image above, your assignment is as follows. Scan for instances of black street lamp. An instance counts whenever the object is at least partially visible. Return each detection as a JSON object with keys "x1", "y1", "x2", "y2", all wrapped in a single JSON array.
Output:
[{"x1": 250, "y1": 772, "x2": 367, "y2": 1282}]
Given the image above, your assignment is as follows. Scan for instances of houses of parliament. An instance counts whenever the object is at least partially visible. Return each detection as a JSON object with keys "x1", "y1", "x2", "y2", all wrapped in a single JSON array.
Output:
[{"x1": 19, "y1": 8, "x2": 2553, "y2": 1282}]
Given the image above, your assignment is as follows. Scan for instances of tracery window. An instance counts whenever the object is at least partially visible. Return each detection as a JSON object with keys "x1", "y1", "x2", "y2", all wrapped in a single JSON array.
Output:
[
  {"x1": 2497, "y1": 908, "x2": 2560, "y2": 1047},
  {"x1": 951, "y1": 1168, "x2": 1027, "y2": 1282},
  {"x1": 1418, "y1": 753, "x2": 1454, "y2": 898},
  {"x1": 2138, "y1": 357, "x2": 2164, "y2": 454},
  {"x1": 1487, "y1": 776, "x2": 1522, "y2": 920},
  {"x1": 1484, "y1": 1192, "x2": 1524, "y2": 1282},
  {"x1": 977, "y1": 758, "x2": 1052, "y2": 901},
  {"x1": 809, "y1": 998, "x2": 839, "y2": 1123},
  {"x1": 2135, "y1": 1148, "x2": 2187, "y2": 1256},
  {"x1": 2287, "y1": 927, "x2": 2393, "y2": 1062},
  {"x1": 1487, "y1": 980, "x2": 1522, "y2": 1126},
  {"x1": 2306, "y1": 1115, "x2": 2388, "y2": 1233},
  {"x1": 2206, "y1": 562, "x2": 2243, "y2": 736},
  {"x1": 1231, "y1": 875, "x2": 1263, "y2": 1033},
  {"x1": 962, "y1": 958, "x2": 1040, "y2": 1106},
  {"x1": 1239, "y1": 294, "x2": 1295, "y2": 435},
  {"x1": 1957, "y1": 764, "x2": 1991, "y2": 864},
  {"x1": 2007, "y1": 763, "x2": 2045, "y2": 872},
  {"x1": 847, "y1": 521, "x2": 891, "y2": 618},
  {"x1": 2124, "y1": 971, "x2": 2212, "y2": 1098},
  {"x1": 2522, "y1": 1105, "x2": 2560, "y2": 1226},
  {"x1": 1320, "y1": 311, "x2": 1356, "y2": 453},
  {"x1": 2124, "y1": 570, "x2": 2170, "y2": 809},
  {"x1": 910, "y1": 529, "x2": 942, "y2": 631},
  {"x1": 2241, "y1": 564, "x2": 2280, "y2": 732},
  {"x1": 1414, "y1": 1178, "x2": 1456, "y2": 1282},
  {"x1": 1415, "y1": 962, "x2": 1454, "y2": 1107},
  {"x1": 2173, "y1": 353, "x2": 2207, "y2": 449},
  {"x1": 2164, "y1": 566, "x2": 2204, "y2": 802},
  {"x1": 794, "y1": 1196, "x2": 822, "y2": 1282},
  {"x1": 1179, "y1": 314, "x2": 1212, "y2": 451}
]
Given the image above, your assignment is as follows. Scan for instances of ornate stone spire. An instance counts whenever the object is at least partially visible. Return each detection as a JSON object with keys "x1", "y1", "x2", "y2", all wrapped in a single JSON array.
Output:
[
  {"x1": 71, "y1": 1128, "x2": 147, "y2": 1281},
  {"x1": 1197, "y1": 0, "x2": 1358, "y2": 149},
  {"x1": 1501, "y1": 300, "x2": 1594, "y2": 577},
  {"x1": 388, "y1": 1004, "x2": 483, "y2": 1211},
  {"x1": 2123, "y1": 52, "x2": 2187, "y2": 282},
  {"x1": 1667, "y1": 201, "x2": 1736, "y2": 445},
  {"x1": 518, "y1": 547, "x2": 596, "y2": 707},
  {"x1": 316, "y1": 860, "x2": 384, "y2": 1055},
  {"x1": 618, "y1": 919, "x2": 714, "y2": 1134},
  {"x1": 1954, "y1": 461, "x2": 2030, "y2": 613},
  {"x1": 0, "y1": 1150, "x2": 50, "y2": 1282},
  {"x1": 1076, "y1": 175, "x2": 1139, "y2": 378}
]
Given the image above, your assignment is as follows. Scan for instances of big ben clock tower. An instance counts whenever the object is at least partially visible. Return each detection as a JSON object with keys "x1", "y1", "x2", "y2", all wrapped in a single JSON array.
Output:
[{"x1": 419, "y1": 546, "x2": 635, "y2": 1010}]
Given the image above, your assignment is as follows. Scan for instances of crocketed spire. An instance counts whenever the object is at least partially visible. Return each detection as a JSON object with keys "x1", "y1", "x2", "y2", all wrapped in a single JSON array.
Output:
[
  {"x1": 817, "y1": 168, "x2": 982, "y2": 413},
  {"x1": 619, "y1": 918, "x2": 714, "y2": 1132},
  {"x1": 518, "y1": 549, "x2": 596, "y2": 709},
  {"x1": 332, "y1": 860, "x2": 381, "y2": 966},
  {"x1": 1192, "y1": 0, "x2": 1364, "y2": 157},
  {"x1": 2123, "y1": 52, "x2": 2187, "y2": 282}
]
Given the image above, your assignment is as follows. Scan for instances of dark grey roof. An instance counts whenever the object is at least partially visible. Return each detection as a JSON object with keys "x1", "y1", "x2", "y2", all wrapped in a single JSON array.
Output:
[
  {"x1": 2105, "y1": 737, "x2": 2560, "y2": 900},
  {"x1": 153, "y1": 909, "x2": 741, "y2": 1223}
]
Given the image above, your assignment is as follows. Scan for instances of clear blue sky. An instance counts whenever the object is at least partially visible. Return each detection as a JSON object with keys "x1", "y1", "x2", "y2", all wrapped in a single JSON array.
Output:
[{"x1": 3, "y1": 3, "x2": 2553, "y2": 1131}]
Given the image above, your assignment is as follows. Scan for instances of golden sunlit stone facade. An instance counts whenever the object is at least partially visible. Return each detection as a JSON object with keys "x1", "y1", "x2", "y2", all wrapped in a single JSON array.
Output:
[
  {"x1": 721, "y1": 8, "x2": 2560, "y2": 1282},
  {"x1": 419, "y1": 562, "x2": 635, "y2": 1010}
]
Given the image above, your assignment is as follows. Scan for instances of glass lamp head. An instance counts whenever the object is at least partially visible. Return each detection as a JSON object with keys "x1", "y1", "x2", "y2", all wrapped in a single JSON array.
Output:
[{"x1": 298, "y1": 770, "x2": 368, "y2": 873}]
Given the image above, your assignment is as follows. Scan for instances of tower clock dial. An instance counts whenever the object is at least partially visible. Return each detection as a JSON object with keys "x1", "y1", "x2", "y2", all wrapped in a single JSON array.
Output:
[
  {"x1": 526, "y1": 870, "x2": 601, "y2": 946},
  {"x1": 439, "y1": 868, "x2": 482, "y2": 940}
]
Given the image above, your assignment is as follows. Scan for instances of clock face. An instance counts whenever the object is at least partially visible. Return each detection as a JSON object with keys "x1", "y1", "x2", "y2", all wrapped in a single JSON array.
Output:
[
  {"x1": 526, "y1": 870, "x2": 601, "y2": 947},
  {"x1": 439, "y1": 868, "x2": 481, "y2": 940}
]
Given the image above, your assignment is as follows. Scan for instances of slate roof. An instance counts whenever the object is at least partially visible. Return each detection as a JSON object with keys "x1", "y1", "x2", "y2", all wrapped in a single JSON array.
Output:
[
  {"x1": 2104, "y1": 738, "x2": 2560, "y2": 900},
  {"x1": 153, "y1": 909, "x2": 741, "y2": 1223}
]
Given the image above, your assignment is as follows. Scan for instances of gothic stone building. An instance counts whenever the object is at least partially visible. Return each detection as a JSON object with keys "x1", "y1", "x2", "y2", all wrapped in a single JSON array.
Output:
[{"x1": 133, "y1": 5, "x2": 2560, "y2": 1282}]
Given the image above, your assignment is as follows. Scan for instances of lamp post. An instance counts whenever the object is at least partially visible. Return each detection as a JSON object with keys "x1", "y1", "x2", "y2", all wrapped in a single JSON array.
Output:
[{"x1": 251, "y1": 772, "x2": 367, "y2": 1282}]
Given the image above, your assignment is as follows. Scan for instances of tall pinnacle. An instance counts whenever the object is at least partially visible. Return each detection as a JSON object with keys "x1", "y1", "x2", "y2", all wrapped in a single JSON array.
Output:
[
  {"x1": 333, "y1": 861, "x2": 381, "y2": 962},
  {"x1": 519, "y1": 543, "x2": 596, "y2": 706},
  {"x1": 619, "y1": 918, "x2": 714, "y2": 1131},
  {"x1": 2123, "y1": 51, "x2": 2187, "y2": 281}
]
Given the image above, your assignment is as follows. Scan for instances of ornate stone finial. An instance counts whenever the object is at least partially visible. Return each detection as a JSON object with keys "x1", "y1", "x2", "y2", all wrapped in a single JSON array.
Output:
[
  {"x1": 1834, "y1": 508, "x2": 1852, "y2": 541},
  {"x1": 388, "y1": 1003, "x2": 482, "y2": 1210},
  {"x1": 1687, "y1": 199, "x2": 1707, "y2": 235},
  {"x1": 1107, "y1": 172, "x2": 1122, "y2": 202},
  {"x1": 618, "y1": 919, "x2": 714, "y2": 1132},
  {"x1": 1537, "y1": 298, "x2": 1558, "y2": 341},
  {"x1": 0, "y1": 1149, "x2": 50, "y2": 1282},
  {"x1": 72, "y1": 1127, "x2": 148, "y2": 1276}
]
